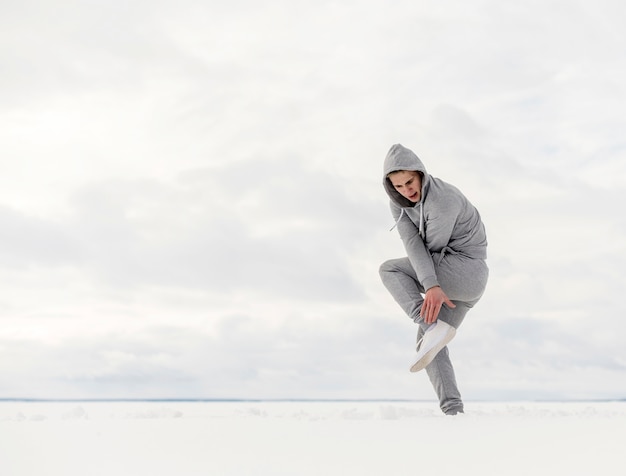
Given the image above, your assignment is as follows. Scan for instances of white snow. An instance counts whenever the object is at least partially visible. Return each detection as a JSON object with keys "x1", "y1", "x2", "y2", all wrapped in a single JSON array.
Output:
[{"x1": 1, "y1": 400, "x2": 624, "y2": 476}]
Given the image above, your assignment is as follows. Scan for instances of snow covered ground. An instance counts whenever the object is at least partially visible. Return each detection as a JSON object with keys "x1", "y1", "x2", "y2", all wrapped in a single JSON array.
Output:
[{"x1": 1, "y1": 400, "x2": 624, "y2": 476}]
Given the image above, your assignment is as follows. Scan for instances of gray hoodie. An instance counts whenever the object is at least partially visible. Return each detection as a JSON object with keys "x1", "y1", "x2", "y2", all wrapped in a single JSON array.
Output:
[{"x1": 383, "y1": 144, "x2": 487, "y2": 291}]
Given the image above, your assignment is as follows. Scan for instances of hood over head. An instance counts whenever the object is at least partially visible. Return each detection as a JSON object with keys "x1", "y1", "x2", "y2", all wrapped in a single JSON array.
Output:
[{"x1": 383, "y1": 144, "x2": 429, "y2": 208}]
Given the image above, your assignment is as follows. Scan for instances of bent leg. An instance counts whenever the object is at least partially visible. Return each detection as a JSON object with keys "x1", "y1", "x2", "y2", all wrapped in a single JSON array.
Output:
[
  {"x1": 380, "y1": 255, "x2": 488, "y2": 328},
  {"x1": 379, "y1": 257, "x2": 425, "y2": 322},
  {"x1": 434, "y1": 254, "x2": 488, "y2": 329},
  {"x1": 437, "y1": 300, "x2": 475, "y2": 330},
  {"x1": 434, "y1": 253, "x2": 489, "y2": 305}
]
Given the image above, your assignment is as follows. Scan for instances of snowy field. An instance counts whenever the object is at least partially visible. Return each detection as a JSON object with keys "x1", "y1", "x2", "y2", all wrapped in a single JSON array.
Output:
[{"x1": 1, "y1": 400, "x2": 624, "y2": 476}]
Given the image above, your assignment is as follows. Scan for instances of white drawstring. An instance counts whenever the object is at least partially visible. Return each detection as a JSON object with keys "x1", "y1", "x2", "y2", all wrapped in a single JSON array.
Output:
[
  {"x1": 389, "y1": 203, "x2": 425, "y2": 238},
  {"x1": 418, "y1": 202, "x2": 424, "y2": 238},
  {"x1": 389, "y1": 208, "x2": 405, "y2": 231}
]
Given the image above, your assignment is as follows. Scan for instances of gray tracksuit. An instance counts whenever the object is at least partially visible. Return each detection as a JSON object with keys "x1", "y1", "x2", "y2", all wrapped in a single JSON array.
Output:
[{"x1": 379, "y1": 144, "x2": 489, "y2": 413}]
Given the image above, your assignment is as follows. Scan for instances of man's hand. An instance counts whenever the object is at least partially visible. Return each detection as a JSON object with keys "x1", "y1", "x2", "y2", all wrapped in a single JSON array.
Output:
[{"x1": 421, "y1": 286, "x2": 456, "y2": 324}]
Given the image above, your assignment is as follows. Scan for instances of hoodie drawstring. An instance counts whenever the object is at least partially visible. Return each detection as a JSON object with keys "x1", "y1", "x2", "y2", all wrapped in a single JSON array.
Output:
[
  {"x1": 389, "y1": 208, "x2": 405, "y2": 232},
  {"x1": 418, "y1": 203, "x2": 424, "y2": 238},
  {"x1": 389, "y1": 203, "x2": 425, "y2": 240}
]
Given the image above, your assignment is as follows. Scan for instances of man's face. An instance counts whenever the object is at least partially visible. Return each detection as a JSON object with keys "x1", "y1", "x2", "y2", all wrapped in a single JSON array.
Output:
[{"x1": 389, "y1": 170, "x2": 422, "y2": 203}]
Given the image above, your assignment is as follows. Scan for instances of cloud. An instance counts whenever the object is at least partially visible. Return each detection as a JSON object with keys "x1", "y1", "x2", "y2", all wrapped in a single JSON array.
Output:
[
  {"x1": 0, "y1": 309, "x2": 422, "y2": 400},
  {"x1": 0, "y1": 205, "x2": 80, "y2": 268},
  {"x1": 1, "y1": 0, "x2": 626, "y2": 400},
  {"x1": 0, "y1": 155, "x2": 384, "y2": 304}
]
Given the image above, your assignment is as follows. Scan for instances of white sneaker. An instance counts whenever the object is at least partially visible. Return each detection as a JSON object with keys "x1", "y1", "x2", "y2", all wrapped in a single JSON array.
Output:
[{"x1": 410, "y1": 321, "x2": 456, "y2": 372}]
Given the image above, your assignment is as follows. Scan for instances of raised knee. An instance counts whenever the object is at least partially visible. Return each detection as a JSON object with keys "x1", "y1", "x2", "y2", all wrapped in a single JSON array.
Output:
[
  {"x1": 379, "y1": 259, "x2": 395, "y2": 277},
  {"x1": 379, "y1": 261, "x2": 388, "y2": 278}
]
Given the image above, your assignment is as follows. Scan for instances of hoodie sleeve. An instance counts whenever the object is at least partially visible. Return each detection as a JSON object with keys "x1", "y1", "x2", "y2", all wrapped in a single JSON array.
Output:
[{"x1": 390, "y1": 202, "x2": 439, "y2": 291}]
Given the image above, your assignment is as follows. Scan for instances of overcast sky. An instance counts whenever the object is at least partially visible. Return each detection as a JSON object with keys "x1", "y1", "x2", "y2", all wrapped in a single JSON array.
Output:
[{"x1": 1, "y1": 0, "x2": 625, "y2": 401}]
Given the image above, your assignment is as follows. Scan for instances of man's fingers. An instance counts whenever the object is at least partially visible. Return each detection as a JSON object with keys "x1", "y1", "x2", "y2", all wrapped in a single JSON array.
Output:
[{"x1": 425, "y1": 301, "x2": 442, "y2": 324}]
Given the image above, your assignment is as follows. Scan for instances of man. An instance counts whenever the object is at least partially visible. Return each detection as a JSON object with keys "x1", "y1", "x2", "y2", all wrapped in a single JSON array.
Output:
[{"x1": 379, "y1": 144, "x2": 489, "y2": 415}]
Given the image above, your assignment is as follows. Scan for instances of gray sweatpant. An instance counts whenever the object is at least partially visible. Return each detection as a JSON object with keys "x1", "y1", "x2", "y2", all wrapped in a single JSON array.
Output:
[{"x1": 379, "y1": 251, "x2": 488, "y2": 413}]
